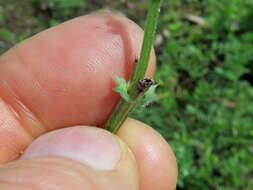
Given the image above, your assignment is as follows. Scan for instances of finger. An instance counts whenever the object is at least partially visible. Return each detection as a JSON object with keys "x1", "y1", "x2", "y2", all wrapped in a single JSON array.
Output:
[
  {"x1": 0, "y1": 126, "x2": 139, "y2": 190},
  {"x1": 0, "y1": 12, "x2": 156, "y2": 163},
  {"x1": 117, "y1": 118, "x2": 178, "y2": 190}
]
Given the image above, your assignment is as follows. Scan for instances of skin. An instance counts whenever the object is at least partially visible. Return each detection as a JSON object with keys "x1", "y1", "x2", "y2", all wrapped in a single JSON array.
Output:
[{"x1": 0, "y1": 12, "x2": 178, "y2": 190}]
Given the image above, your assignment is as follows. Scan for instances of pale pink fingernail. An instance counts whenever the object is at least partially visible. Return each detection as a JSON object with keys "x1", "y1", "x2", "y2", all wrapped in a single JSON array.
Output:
[{"x1": 21, "y1": 126, "x2": 121, "y2": 171}]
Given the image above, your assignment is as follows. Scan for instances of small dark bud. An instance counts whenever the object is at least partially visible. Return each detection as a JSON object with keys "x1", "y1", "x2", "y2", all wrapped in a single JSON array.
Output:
[{"x1": 137, "y1": 78, "x2": 156, "y2": 93}]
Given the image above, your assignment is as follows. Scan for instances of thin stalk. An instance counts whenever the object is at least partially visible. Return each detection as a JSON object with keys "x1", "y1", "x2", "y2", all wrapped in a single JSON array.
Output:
[
  {"x1": 105, "y1": 0, "x2": 163, "y2": 133},
  {"x1": 105, "y1": 95, "x2": 143, "y2": 134},
  {"x1": 130, "y1": 0, "x2": 162, "y2": 83}
]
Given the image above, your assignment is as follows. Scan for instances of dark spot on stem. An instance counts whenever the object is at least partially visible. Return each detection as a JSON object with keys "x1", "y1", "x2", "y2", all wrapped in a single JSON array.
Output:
[{"x1": 137, "y1": 78, "x2": 156, "y2": 93}]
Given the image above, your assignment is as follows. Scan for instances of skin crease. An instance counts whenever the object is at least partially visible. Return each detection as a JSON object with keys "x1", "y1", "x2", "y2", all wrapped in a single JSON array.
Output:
[{"x1": 0, "y1": 12, "x2": 177, "y2": 189}]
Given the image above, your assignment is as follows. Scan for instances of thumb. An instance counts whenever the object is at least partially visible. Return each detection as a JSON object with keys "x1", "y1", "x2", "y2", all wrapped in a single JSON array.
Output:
[{"x1": 0, "y1": 126, "x2": 138, "y2": 190}]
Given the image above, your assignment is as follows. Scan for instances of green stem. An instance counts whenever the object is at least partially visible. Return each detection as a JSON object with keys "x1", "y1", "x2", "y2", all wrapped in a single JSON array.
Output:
[
  {"x1": 105, "y1": 0, "x2": 163, "y2": 133},
  {"x1": 130, "y1": 0, "x2": 163, "y2": 83},
  {"x1": 105, "y1": 95, "x2": 143, "y2": 133}
]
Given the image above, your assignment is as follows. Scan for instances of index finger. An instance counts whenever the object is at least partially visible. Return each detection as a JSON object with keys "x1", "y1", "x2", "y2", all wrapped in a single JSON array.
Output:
[{"x1": 0, "y1": 12, "x2": 156, "y2": 164}]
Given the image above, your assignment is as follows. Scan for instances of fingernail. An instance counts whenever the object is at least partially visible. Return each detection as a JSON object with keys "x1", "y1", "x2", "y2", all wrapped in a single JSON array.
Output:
[{"x1": 20, "y1": 126, "x2": 121, "y2": 171}]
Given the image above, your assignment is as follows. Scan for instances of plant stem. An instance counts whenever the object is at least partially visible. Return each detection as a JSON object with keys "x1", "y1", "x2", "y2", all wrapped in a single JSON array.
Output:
[
  {"x1": 130, "y1": 0, "x2": 163, "y2": 83},
  {"x1": 105, "y1": 0, "x2": 163, "y2": 133},
  {"x1": 105, "y1": 96, "x2": 143, "y2": 134}
]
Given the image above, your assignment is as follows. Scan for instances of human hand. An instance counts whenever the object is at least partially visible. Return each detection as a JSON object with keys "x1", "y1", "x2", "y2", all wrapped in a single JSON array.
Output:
[{"x1": 0, "y1": 12, "x2": 177, "y2": 190}]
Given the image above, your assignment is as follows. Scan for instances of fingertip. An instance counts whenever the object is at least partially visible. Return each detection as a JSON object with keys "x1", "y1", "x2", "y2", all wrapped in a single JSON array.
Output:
[
  {"x1": 0, "y1": 11, "x2": 156, "y2": 130},
  {"x1": 0, "y1": 126, "x2": 139, "y2": 190},
  {"x1": 117, "y1": 118, "x2": 178, "y2": 190},
  {"x1": 0, "y1": 11, "x2": 156, "y2": 164}
]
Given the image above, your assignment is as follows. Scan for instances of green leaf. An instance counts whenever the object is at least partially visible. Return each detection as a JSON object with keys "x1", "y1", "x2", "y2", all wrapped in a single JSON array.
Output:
[
  {"x1": 142, "y1": 84, "x2": 158, "y2": 106},
  {"x1": 114, "y1": 75, "x2": 131, "y2": 102}
]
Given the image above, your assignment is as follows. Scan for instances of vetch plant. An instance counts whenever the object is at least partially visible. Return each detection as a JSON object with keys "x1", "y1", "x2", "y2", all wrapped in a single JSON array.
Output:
[{"x1": 105, "y1": 0, "x2": 163, "y2": 133}]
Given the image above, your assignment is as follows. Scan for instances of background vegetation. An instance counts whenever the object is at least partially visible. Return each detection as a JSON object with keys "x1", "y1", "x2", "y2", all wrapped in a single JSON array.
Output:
[{"x1": 0, "y1": 0, "x2": 252, "y2": 189}]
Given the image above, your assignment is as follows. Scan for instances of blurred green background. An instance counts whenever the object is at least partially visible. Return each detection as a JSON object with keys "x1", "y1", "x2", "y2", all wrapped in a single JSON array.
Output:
[{"x1": 0, "y1": 0, "x2": 253, "y2": 189}]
